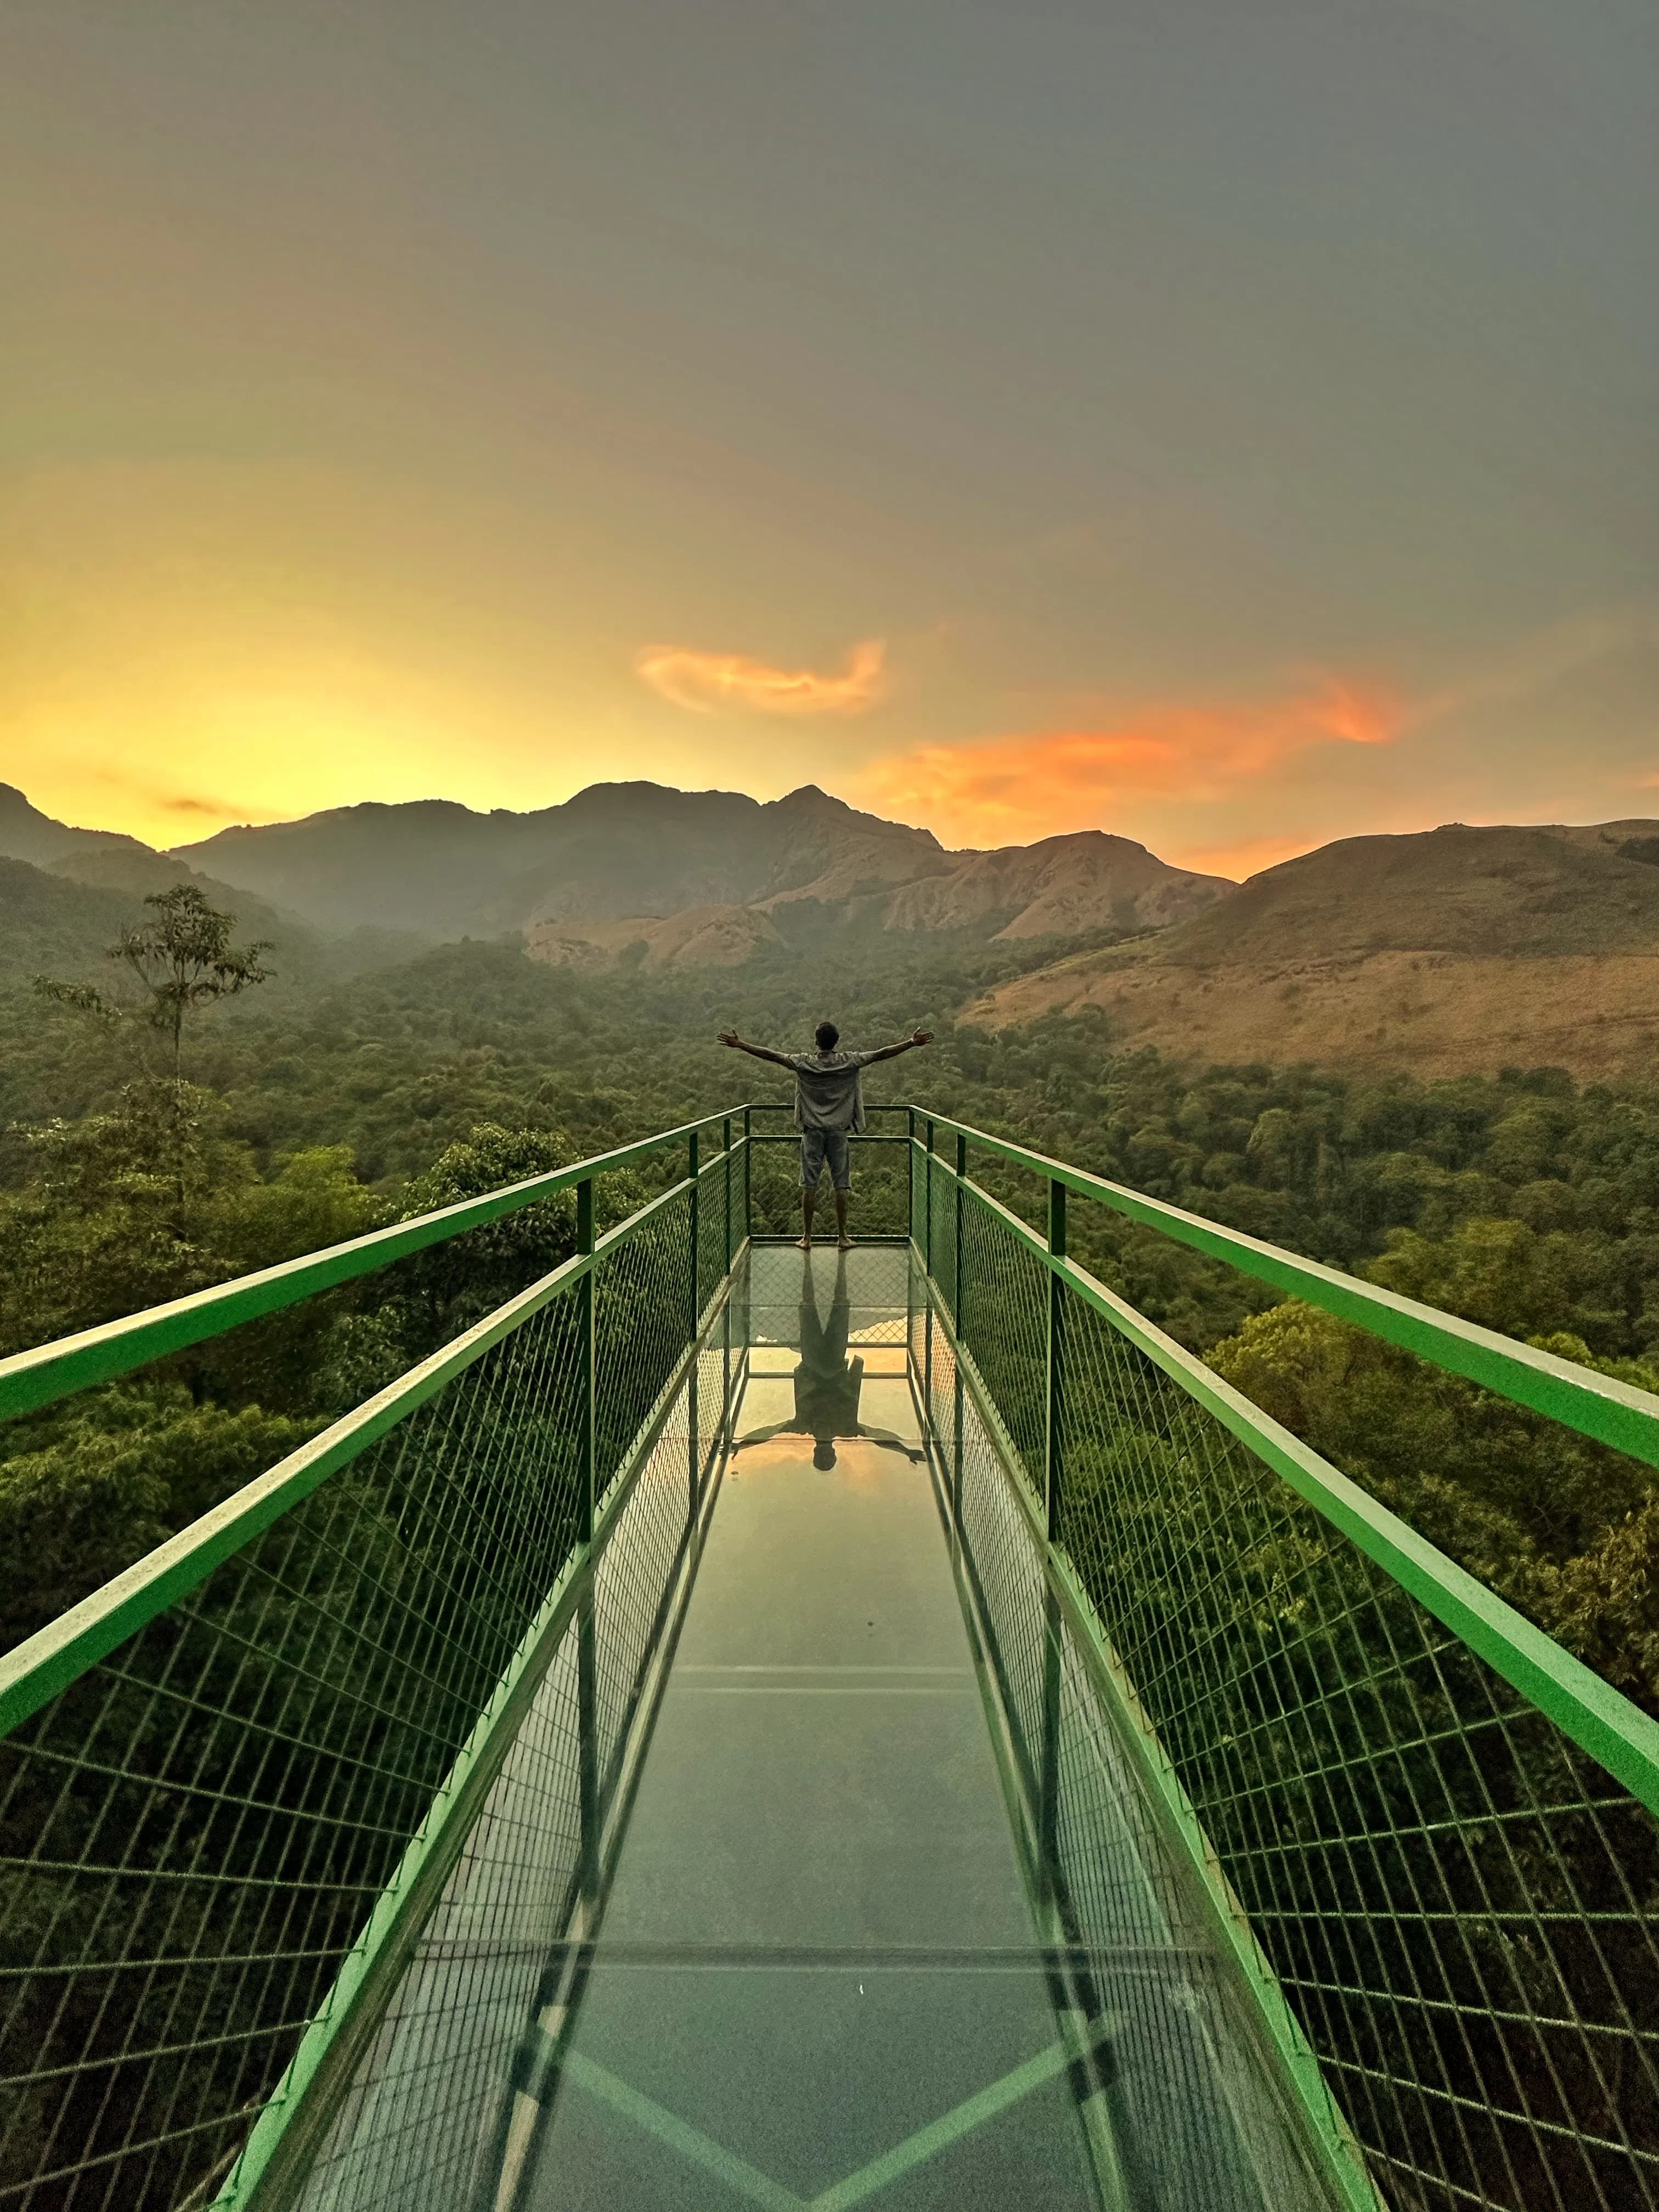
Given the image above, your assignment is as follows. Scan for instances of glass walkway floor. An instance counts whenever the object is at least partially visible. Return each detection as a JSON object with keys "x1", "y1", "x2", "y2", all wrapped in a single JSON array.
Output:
[{"x1": 293, "y1": 1248, "x2": 1340, "y2": 2212}]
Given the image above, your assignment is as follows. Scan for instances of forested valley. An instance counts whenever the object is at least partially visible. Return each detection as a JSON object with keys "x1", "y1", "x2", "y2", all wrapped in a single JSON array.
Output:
[{"x1": 5, "y1": 902, "x2": 1659, "y2": 1713}]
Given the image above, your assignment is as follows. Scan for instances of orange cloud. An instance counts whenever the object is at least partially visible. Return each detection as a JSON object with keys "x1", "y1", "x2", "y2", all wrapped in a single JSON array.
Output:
[
  {"x1": 636, "y1": 637, "x2": 886, "y2": 716},
  {"x1": 855, "y1": 676, "x2": 1400, "y2": 848}
]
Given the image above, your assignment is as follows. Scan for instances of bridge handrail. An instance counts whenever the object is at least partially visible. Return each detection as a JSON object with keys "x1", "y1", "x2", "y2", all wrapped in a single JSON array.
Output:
[
  {"x1": 910, "y1": 1107, "x2": 1659, "y2": 1472},
  {"x1": 917, "y1": 1138, "x2": 1659, "y2": 1819},
  {"x1": 0, "y1": 1107, "x2": 748, "y2": 1424}
]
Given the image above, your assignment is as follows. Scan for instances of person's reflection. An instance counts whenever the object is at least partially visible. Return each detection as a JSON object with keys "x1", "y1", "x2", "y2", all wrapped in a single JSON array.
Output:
[{"x1": 734, "y1": 1251, "x2": 924, "y2": 1471}]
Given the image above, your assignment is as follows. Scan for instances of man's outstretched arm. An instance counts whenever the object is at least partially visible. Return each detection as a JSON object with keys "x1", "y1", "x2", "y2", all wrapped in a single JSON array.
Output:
[
  {"x1": 718, "y1": 1029, "x2": 795, "y2": 1068},
  {"x1": 857, "y1": 1029, "x2": 934, "y2": 1068}
]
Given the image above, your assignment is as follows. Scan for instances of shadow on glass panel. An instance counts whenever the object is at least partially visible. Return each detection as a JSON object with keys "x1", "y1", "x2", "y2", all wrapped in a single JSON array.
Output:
[{"x1": 926, "y1": 1311, "x2": 1352, "y2": 2212}]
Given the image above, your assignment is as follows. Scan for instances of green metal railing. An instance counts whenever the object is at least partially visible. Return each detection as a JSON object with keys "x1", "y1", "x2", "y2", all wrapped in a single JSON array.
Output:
[
  {"x1": 0, "y1": 1114, "x2": 755, "y2": 2212},
  {"x1": 907, "y1": 1110, "x2": 1659, "y2": 2212},
  {"x1": 1, "y1": 1101, "x2": 1657, "y2": 2211}
]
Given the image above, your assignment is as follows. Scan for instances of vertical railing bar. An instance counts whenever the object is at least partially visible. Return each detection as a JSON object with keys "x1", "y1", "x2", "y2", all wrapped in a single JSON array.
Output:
[
  {"x1": 1046, "y1": 1177, "x2": 1066, "y2": 1543},
  {"x1": 954, "y1": 1131, "x2": 967, "y2": 1338},
  {"x1": 923, "y1": 1120, "x2": 935, "y2": 1429},
  {"x1": 723, "y1": 1115, "x2": 733, "y2": 1270},
  {"x1": 577, "y1": 1176, "x2": 595, "y2": 1546},
  {"x1": 1039, "y1": 1585, "x2": 1062, "y2": 1904},
  {"x1": 689, "y1": 1127, "x2": 700, "y2": 1325},
  {"x1": 577, "y1": 1584, "x2": 599, "y2": 1931},
  {"x1": 906, "y1": 1105, "x2": 915, "y2": 1244},
  {"x1": 687, "y1": 1129, "x2": 700, "y2": 1517},
  {"x1": 742, "y1": 1105, "x2": 752, "y2": 1243}
]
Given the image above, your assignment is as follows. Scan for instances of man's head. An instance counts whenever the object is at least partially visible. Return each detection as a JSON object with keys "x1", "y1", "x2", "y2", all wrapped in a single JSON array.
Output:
[
  {"x1": 813, "y1": 1437, "x2": 838, "y2": 1470},
  {"x1": 815, "y1": 1020, "x2": 839, "y2": 1053}
]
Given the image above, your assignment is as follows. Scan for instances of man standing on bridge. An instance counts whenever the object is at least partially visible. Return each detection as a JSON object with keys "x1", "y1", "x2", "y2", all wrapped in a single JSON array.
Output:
[{"x1": 717, "y1": 1020, "x2": 933, "y2": 1249}]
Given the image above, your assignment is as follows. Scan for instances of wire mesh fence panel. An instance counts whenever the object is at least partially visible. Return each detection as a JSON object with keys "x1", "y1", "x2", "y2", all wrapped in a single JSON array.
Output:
[
  {"x1": 921, "y1": 1147, "x2": 959, "y2": 1323},
  {"x1": 940, "y1": 1309, "x2": 1346, "y2": 2212},
  {"x1": 591, "y1": 1436, "x2": 698, "y2": 1801},
  {"x1": 958, "y1": 1188, "x2": 1048, "y2": 1504},
  {"x1": 692, "y1": 1150, "x2": 733, "y2": 1321},
  {"x1": 592, "y1": 1194, "x2": 692, "y2": 1513},
  {"x1": 0, "y1": 1285, "x2": 588, "y2": 2212},
  {"x1": 1052, "y1": 1286, "x2": 1659, "y2": 2212},
  {"x1": 290, "y1": 1329, "x2": 734, "y2": 2212},
  {"x1": 290, "y1": 1623, "x2": 585, "y2": 2212},
  {"x1": 946, "y1": 1327, "x2": 1050, "y2": 1809}
]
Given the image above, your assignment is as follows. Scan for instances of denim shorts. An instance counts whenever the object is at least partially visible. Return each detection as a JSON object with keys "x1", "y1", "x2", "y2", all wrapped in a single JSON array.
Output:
[{"x1": 800, "y1": 1127, "x2": 852, "y2": 1191}]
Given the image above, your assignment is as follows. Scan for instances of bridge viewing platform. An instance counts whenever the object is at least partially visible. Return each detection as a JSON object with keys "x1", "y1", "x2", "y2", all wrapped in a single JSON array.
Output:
[{"x1": 1, "y1": 1107, "x2": 1656, "y2": 2212}]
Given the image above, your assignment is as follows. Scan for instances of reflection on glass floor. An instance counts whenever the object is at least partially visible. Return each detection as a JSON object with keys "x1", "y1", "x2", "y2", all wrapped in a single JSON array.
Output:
[{"x1": 295, "y1": 1247, "x2": 1340, "y2": 2212}]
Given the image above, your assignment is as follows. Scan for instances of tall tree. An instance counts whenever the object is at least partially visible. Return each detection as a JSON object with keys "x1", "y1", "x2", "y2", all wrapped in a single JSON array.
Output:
[{"x1": 37, "y1": 883, "x2": 272, "y2": 1074}]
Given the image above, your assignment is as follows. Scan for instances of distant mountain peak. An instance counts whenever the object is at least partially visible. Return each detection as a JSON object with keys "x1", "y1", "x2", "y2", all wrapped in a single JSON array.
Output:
[
  {"x1": 26, "y1": 775, "x2": 1217, "y2": 952},
  {"x1": 0, "y1": 785, "x2": 151, "y2": 867}
]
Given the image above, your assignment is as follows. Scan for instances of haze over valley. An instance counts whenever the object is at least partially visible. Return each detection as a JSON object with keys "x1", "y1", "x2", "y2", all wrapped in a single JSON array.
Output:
[{"x1": 8, "y1": 777, "x2": 1659, "y2": 1081}]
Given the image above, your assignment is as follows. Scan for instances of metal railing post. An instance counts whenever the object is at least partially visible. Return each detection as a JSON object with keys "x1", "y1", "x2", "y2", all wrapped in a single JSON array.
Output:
[
  {"x1": 723, "y1": 1115, "x2": 733, "y2": 1269},
  {"x1": 688, "y1": 1128, "x2": 700, "y2": 1329},
  {"x1": 742, "y1": 1105, "x2": 752, "y2": 1242},
  {"x1": 687, "y1": 1131, "x2": 701, "y2": 1515},
  {"x1": 577, "y1": 1583, "x2": 599, "y2": 1919},
  {"x1": 924, "y1": 1119, "x2": 935, "y2": 1278},
  {"x1": 954, "y1": 1132, "x2": 967, "y2": 1338},
  {"x1": 923, "y1": 1119, "x2": 935, "y2": 1426},
  {"x1": 1039, "y1": 1584, "x2": 1062, "y2": 1900},
  {"x1": 721, "y1": 1120, "x2": 733, "y2": 1451},
  {"x1": 578, "y1": 1176, "x2": 595, "y2": 1544},
  {"x1": 952, "y1": 1362, "x2": 965, "y2": 1519},
  {"x1": 906, "y1": 1107, "x2": 916, "y2": 1243},
  {"x1": 1046, "y1": 1177, "x2": 1066, "y2": 1544}
]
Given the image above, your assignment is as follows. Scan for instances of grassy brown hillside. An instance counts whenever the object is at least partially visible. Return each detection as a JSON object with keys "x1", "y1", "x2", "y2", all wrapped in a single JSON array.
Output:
[
  {"x1": 526, "y1": 903, "x2": 785, "y2": 972},
  {"x1": 883, "y1": 830, "x2": 1231, "y2": 939},
  {"x1": 972, "y1": 821, "x2": 1659, "y2": 1079}
]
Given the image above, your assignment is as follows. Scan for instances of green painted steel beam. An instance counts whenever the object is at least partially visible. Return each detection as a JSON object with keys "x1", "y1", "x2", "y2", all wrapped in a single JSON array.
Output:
[
  {"x1": 0, "y1": 1111, "x2": 749, "y2": 1424},
  {"x1": 0, "y1": 1176, "x2": 703, "y2": 1742},
  {"x1": 907, "y1": 1116, "x2": 1659, "y2": 1471},
  {"x1": 916, "y1": 1166, "x2": 1659, "y2": 1824}
]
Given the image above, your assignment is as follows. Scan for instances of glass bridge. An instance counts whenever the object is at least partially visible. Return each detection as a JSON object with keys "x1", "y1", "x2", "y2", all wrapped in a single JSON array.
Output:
[{"x1": 1, "y1": 1107, "x2": 1656, "y2": 2212}]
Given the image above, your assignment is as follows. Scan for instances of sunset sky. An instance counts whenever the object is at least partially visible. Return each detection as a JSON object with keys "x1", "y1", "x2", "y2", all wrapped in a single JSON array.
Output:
[{"x1": 4, "y1": 0, "x2": 1655, "y2": 874}]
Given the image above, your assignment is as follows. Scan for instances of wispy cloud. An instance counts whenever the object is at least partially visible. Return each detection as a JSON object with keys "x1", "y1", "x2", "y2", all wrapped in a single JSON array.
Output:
[
  {"x1": 155, "y1": 792, "x2": 241, "y2": 817},
  {"x1": 855, "y1": 676, "x2": 1401, "y2": 849},
  {"x1": 636, "y1": 638, "x2": 887, "y2": 716}
]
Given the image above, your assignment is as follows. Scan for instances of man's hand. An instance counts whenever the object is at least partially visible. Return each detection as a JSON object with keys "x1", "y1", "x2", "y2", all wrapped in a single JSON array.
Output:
[
  {"x1": 910, "y1": 1029, "x2": 934, "y2": 1047},
  {"x1": 718, "y1": 1029, "x2": 742, "y2": 1049}
]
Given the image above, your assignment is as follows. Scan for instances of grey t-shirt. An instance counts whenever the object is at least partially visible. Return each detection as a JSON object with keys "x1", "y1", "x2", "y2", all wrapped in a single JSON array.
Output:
[{"x1": 788, "y1": 1048, "x2": 881, "y2": 1133}]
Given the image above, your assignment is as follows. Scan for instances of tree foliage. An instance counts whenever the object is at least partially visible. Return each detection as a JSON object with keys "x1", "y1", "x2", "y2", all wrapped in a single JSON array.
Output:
[{"x1": 36, "y1": 883, "x2": 270, "y2": 1075}]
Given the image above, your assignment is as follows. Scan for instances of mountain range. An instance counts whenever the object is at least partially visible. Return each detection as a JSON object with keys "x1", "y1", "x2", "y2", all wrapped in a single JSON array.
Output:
[
  {"x1": 8, "y1": 780, "x2": 1659, "y2": 1079},
  {"x1": 0, "y1": 781, "x2": 1232, "y2": 955},
  {"x1": 975, "y1": 820, "x2": 1659, "y2": 1079},
  {"x1": 170, "y1": 781, "x2": 1233, "y2": 951}
]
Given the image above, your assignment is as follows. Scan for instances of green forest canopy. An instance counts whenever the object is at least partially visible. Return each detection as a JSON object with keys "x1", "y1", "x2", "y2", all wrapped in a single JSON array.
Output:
[{"x1": 4, "y1": 920, "x2": 1659, "y2": 1712}]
